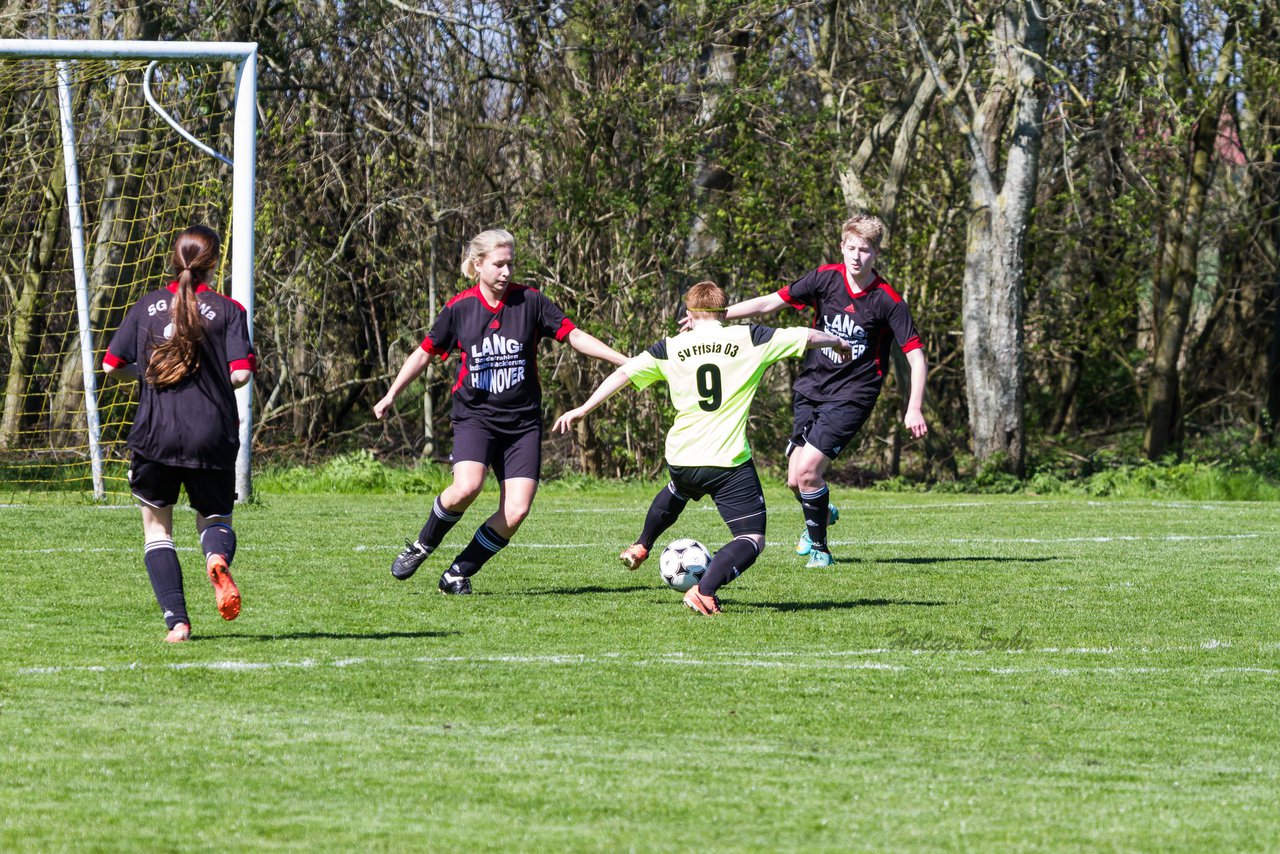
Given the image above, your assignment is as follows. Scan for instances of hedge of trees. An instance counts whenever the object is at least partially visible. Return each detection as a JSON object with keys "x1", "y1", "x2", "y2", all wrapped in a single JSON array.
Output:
[{"x1": 3, "y1": 1, "x2": 1279, "y2": 481}]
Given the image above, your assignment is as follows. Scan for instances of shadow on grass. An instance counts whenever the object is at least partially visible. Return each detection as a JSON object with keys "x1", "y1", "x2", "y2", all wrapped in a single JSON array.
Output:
[
  {"x1": 222, "y1": 630, "x2": 456, "y2": 641},
  {"x1": 511, "y1": 584, "x2": 654, "y2": 597},
  {"x1": 741, "y1": 598, "x2": 947, "y2": 612}
]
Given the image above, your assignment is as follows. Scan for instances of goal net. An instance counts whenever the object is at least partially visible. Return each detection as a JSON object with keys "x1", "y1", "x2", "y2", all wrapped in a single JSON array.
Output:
[{"x1": 0, "y1": 41, "x2": 257, "y2": 502}]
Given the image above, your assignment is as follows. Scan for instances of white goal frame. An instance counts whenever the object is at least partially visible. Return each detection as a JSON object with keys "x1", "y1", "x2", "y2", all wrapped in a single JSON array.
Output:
[{"x1": 0, "y1": 39, "x2": 258, "y2": 500}]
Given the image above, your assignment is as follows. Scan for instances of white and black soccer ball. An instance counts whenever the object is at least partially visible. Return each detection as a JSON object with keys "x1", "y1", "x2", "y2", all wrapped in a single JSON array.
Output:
[{"x1": 659, "y1": 538, "x2": 711, "y2": 592}]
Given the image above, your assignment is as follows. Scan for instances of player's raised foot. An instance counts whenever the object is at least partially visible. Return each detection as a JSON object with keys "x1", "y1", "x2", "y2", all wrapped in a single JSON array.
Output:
[
  {"x1": 164, "y1": 622, "x2": 191, "y2": 643},
  {"x1": 618, "y1": 543, "x2": 649, "y2": 570},
  {"x1": 829, "y1": 504, "x2": 840, "y2": 525},
  {"x1": 206, "y1": 554, "x2": 241, "y2": 621},
  {"x1": 683, "y1": 586, "x2": 722, "y2": 616},
  {"x1": 805, "y1": 549, "x2": 833, "y2": 569},
  {"x1": 796, "y1": 530, "x2": 814, "y2": 556},
  {"x1": 438, "y1": 569, "x2": 472, "y2": 595},
  {"x1": 392, "y1": 539, "x2": 433, "y2": 580}
]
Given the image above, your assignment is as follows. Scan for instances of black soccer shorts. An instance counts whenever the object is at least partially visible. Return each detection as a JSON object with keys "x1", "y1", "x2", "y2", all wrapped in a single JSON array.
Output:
[
  {"x1": 129, "y1": 454, "x2": 236, "y2": 517},
  {"x1": 449, "y1": 420, "x2": 542, "y2": 482},
  {"x1": 666, "y1": 459, "x2": 766, "y2": 538},
  {"x1": 788, "y1": 396, "x2": 873, "y2": 460}
]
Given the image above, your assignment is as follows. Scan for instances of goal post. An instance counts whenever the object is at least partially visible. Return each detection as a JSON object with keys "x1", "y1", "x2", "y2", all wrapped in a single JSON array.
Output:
[{"x1": 0, "y1": 39, "x2": 258, "y2": 502}]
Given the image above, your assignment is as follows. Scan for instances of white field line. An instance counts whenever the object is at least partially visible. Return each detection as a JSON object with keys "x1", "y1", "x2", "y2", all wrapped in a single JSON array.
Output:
[
  {"x1": 15, "y1": 647, "x2": 1280, "y2": 677},
  {"x1": 0, "y1": 498, "x2": 1265, "y2": 513},
  {"x1": 541, "y1": 499, "x2": 1272, "y2": 513},
  {"x1": 7, "y1": 531, "x2": 1269, "y2": 556}
]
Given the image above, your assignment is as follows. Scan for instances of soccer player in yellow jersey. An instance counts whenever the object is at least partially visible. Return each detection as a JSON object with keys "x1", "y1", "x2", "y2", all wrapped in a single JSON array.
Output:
[{"x1": 553, "y1": 282, "x2": 851, "y2": 615}]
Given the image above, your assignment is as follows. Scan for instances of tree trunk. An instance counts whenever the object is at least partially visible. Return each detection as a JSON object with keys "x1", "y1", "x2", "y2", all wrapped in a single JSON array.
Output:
[
  {"x1": 928, "y1": 0, "x2": 1046, "y2": 475},
  {"x1": 962, "y1": 204, "x2": 1030, "y2": 471},
  {"x1": 1142, "y1": 11, "x2": 1235, "y2": 459},
  {"x1": 1, "y1": 175, "x2": 64, "y2": 448}
]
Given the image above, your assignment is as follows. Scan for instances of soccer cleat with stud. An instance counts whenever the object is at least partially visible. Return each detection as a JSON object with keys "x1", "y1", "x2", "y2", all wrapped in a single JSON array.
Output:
[
  {"x1": 206, "y1": 554, "x2": 241, "y2": 621},
  {"x1": 683, "y1": 586, "x2": 722, "y2": 615},
  {"x1": 438, "y1": 569, "x2": 472, "y2": 595},
  {"x1": 391, "y1": 539, "x2": 432, "y2": 580},
  {"x1": 796, "y1": 530, "x2": 814, "y2": 556},
  {"x1": 805, "y1": 549, "x2": 833, "y2": 569},
  {"x1": 618, "y1": 543, "x2": 649, "y2": 570},
  {"x1": 164, "y1": 622, "x2": 191, "y2": 643},
  {"x1": 796, "y1": 505, "x2": 839, "y2": 555}
]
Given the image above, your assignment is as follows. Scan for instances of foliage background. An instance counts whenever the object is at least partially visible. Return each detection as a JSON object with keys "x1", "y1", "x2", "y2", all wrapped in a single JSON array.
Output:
[{"x1": 3, "y1": 1, "x2": 1279, "y2": 483}]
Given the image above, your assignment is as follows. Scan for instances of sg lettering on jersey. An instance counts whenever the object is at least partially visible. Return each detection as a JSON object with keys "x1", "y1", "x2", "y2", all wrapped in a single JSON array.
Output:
[
  {"x1": 468, "y1": 334, "x2": 527, "y2": 394},
  {"x1": 823, "y1": 313, "x2": 866, "y2": 361},
  {"x1": 677, "y1": 341, "x2": 739, "y2": 361},
  {"x1": 146, "y1": 299, "x2": 218, "y2": 322}
]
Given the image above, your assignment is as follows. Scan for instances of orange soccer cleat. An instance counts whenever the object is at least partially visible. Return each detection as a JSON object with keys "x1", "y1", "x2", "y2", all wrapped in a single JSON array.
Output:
[
  {"x1": 164, "y1": 622, "x2": 191, "y2": 643},
  {"x1": 683, "y1": 586, "x2": 722, "y2": 616},
  {"x1": 618, "y1": 543, "x2": 649, "y2": 571},
  {"x1": 206, "y1": 554, "x2": 241, "y2": 621}
]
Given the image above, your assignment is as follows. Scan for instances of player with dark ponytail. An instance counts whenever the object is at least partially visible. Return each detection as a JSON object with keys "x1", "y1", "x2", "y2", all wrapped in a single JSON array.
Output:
[{"x1": 104, "y1": 225, "x2": 256, "y2": 642}]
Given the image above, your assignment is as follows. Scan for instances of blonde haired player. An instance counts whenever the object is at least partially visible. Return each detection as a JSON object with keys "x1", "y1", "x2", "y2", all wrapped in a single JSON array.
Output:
[
  {"x1": 712, "y1": 213, "x2": 928, "y2": 567},
  {"x1": 374, "y1": 228, "x2": 626, "y2": 594},
  {"x1": 554, "y1": 281, "x2": 850, "y2": 615}
]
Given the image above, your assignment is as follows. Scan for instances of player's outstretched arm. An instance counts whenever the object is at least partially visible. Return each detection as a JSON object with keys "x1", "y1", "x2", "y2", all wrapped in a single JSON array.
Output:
[
  {"x1": 373, "y1": 347, "x2": 431, "y2": 420},
  {"x1": 230, "y1": 369, "x2": 252, "y2": 389},
  {"x1": 903, "y1": 348, "x2": 928, "y2": 438},
  {"x1": 805, "y1": 329, "x2": 853, "y2": 363},
  {"x1": 726, "y1": 292, "x2": 787, "y2": 321},
  {"x1": 566, "y1": 327, "x2": 628, "y2": 367},
  {"x1": 679, "y1": 292, "x2": 787, "y2": 331},
  {"x1": 552, "y1": 367, "x2": 633, "y2": 434}
]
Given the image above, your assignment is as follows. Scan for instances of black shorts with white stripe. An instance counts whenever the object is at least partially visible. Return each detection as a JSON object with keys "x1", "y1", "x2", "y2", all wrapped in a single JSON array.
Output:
[{"x1": 665, "y1": 459, "x2": 766, "y2": 538}]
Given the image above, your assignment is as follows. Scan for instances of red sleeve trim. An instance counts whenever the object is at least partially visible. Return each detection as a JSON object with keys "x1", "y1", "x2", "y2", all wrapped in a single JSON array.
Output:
[
  {"x1": 229, "y1": 356, "x2": 257, "y2": 373},
  {"x1": 900, "y1": 337, "x2": 922, "y2": 354},
  {"x1": 102, "y1": 352, "x2": 126, "y2": 369},
  {"x1": 420, "y1": 337, "x2": 450, "y2": 360},
  {"x1": 777, "y1": 286, "x2": 807, "y2": 310},
  {"x1": 554, "y1": 318, "x2": 577, "y2": 342},
  {"x1": 818, "y1": 262, "x2": 844, "y2": 273}
]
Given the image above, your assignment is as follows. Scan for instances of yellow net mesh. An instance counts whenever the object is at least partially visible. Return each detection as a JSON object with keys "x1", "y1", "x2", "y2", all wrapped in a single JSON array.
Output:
[{"x1": 0, "y1": 56, "x2": 236, "y2": 501}]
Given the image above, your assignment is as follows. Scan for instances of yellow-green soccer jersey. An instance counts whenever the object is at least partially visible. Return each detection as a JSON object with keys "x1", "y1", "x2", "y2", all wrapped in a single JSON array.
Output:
[{"x1": 623, "y1": 322, "x2": 809, "y2": 467}]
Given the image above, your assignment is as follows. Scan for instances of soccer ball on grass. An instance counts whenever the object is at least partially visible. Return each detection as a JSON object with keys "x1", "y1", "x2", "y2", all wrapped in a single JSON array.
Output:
[{"x1": 659, "y1": 538, "x2": 711, "y2": 592}]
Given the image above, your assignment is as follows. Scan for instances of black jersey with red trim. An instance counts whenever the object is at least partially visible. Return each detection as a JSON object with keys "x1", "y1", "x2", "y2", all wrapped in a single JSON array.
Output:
[
  {"x1": 421, "y1": 283, "x2": 576, "y2": 432},
  {"x1": 777, "y1": 264, "x2": 922, "y2": 407},
  {"x1": 104, "y1": 282, "x2": 256, "y2": 469}
]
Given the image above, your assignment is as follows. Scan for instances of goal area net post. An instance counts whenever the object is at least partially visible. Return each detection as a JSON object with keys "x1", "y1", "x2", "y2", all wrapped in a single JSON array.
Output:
[{"x1": 0, "y1": 40, "x2": 257, "y2": 502}]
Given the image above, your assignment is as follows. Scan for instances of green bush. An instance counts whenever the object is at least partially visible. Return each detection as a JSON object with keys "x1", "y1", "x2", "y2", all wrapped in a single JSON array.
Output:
[{"x1": 256, "y1": 451, "x2": 452, "y2": 495}]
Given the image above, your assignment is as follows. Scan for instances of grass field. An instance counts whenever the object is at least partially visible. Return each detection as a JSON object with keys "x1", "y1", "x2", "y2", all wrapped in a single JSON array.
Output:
[{"x1": 3, "y1": 482, "x2": 1279, "y2": 850}]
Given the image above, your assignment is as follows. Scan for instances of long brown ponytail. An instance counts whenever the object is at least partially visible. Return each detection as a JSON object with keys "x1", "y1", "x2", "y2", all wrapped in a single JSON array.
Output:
[{"x1": 145, "y1": 225, "x2": 220, "y2": 388}]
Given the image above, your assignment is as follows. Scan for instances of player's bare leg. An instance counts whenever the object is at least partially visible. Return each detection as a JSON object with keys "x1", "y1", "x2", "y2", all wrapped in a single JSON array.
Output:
[
  {"x1": 392, "y1": 461, "x2": 486, "y2": 581},
  {"x1": 438, "y1": 476, "x2": 538, "y2": 595}
]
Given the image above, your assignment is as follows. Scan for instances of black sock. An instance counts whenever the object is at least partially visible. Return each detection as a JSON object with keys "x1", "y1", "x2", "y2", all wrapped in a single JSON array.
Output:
[
  {"x1": 200, "y1": 522, "x2": 237, "y2": 566},
  {"x1": 698, "y1": 537, "x2": 761, "y2": 596},
  {"x1": 449, "y1": 524, "x2": 510, "y2": 578},
  {"x1": 419, "y1": 496, "x2": 464, "y2": 552},
  {"x1": 144, "y1": 539, "x2": 188, "y2": 629},
  {"x1": 799, "y1": 486, "x2": 830, "y2": 551},
  {"x1": 637, "y1": 483, "x2": 689, "y2": 549}
]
